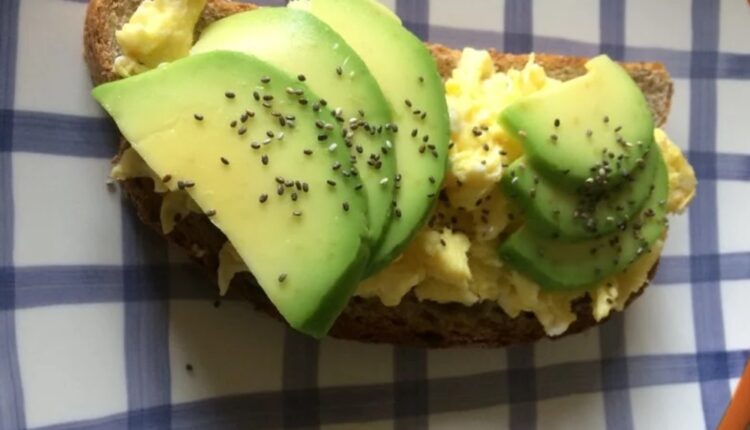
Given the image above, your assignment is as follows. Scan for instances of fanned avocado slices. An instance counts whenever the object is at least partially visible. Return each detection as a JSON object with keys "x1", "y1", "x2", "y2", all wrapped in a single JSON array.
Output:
[
  {"x1": 499, "y1": 144, "x2": 669, "y2": 291},
  {"x1": 192, "y1": 8, "x2": 396, "y2": 246},
  {"x1": 291, "y1": 0, "x2": 451, "y2": 274}
]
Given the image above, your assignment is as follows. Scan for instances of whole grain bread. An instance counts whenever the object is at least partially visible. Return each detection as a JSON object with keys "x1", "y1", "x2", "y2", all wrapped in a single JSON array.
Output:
[{"x1": 84, "y1": 0, "x2": 673, "y2": 347}]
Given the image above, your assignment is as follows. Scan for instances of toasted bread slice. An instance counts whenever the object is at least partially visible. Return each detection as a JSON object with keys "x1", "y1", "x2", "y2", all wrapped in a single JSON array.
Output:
[{"x1": 84, "y1": 0, "x2": 672, "y2": 347}]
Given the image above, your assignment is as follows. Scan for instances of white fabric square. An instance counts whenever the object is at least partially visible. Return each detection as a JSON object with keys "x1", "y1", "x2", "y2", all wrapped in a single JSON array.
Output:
[
  {"x1": 533, "y1": 0, "x2": 599, "y2": 44},
  {"x1": 429, "y1": 0, "x2": 502, "y2": 32},
  {"x1": 717, "y1": 181, "x2": 750, "y2": 254},
  {"x1": 717, "y1": 79, "x2": 750, "y2": 155},
  {"x1": 13, "y1": 153, "x2": 123, "y2": 266},
  {"x1": 321, "y1": 420, "x2": 394, "y2": 430},
  {"x1": 719, "y1": 0, "x2": 750, "y2": 54},
  {"x1": 663, "y1": 78, "x2": 690, "y2": 152},
  {"x1": 15, "y1": 0, "x2": 102, "y2": 117},
  {"x1": 16, "y1": 304, "x2": 127, "y2": 429},
  {"x1": 535, "y1": 327, "x2": 600, "y2": 367},
  {"x1": 626, "y1": 283, "x2": 696, "y2": 355},
  {"x1": 429, "y1": 404, "x2": 509, "y2": 430},
  {"x1": 662, "y1": 210, "x2": 691, "y2": 257},
  {"x1": 428, "y1": 347, "x2": 506, "y2": 378},
  {"x1": 631, "y1": 383, "x2": 705, "y2": 429},
  {"x1": 169, "y1": 300, "x2": 285, "y2": 404},
  {"x1": 721, "y1": 280, "x2": 750, "y2": 351},
  {"x1": 379, "y1": 0, "x2": 396, "y2": 11},
  {"x1": 537, "y1": 393, "x2": 606, "y2": 430},
  {"x1": 625, "y1": 0, "x2": 691, "y2": 50},
  {"x1": 318, "y1": 338, "x2": 392, "y2": 386}
]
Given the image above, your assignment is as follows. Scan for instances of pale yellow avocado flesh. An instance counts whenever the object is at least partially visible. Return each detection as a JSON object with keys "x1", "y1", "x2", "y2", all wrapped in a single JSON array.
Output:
[{"x1": 93, "y1": 52, "x2": 370, "y2": 337}]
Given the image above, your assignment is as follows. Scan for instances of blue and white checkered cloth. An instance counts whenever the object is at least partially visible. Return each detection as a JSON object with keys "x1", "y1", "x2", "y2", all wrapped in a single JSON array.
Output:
[{"x1": 1, "y1": 0, "x2": 749, "y2": 428}]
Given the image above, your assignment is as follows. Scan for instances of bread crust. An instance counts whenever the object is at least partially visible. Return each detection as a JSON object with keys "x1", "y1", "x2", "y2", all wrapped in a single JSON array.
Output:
[{"x1": 86, "y1": 0, "x2": 672, "y2": 347}]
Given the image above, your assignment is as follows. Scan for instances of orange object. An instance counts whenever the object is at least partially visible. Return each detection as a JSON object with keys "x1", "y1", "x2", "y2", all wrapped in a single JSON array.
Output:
[{"x1": 720, "y1": 360, "x2": 750, "y2": 430}]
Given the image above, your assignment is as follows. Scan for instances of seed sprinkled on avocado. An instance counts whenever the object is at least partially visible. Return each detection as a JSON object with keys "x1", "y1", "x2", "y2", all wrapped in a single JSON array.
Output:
[
  {"x1": 177, "y1": 180, "x2": 195, "y2": 190},
  {"x1": 404, "y1": 99, "x2": 412, "y2": 107},
  {"x1": 342, "y1": 201, "x2": 350, "y2": 211},
  {"x1": 259, "y1": 194, "x2": 268, "y2": 203},
  {"x1": 297, "y1": 74, "x2": 306, "y2": 82},
  {"x1": 162, "y1": 174, "x2": 172, "y2": 183},
  {"x1": 292, "y1": 210, "x2": 302, "y2": 217},
  {"x1": 225, "y1": 91, "x2": 235, "y2": 99},
  {"x1": 220, "y1": 157, "x2": 229, "y2": 165},
  {"x1": 278, "y1": 273, "x2": 287, "y2": 282},
  {"x1": 261, "y1": 155, "x2": 269, "y2": 165},
  {"x1": 327, "y1": 179, "x2": 337, "y2": 187},
  {"x1": 603, "y1": 115, "x2": 610, "y2": 123},
  {"x1": 206, "y1": 209, "x2": 217, "y2": 217},
  {"x1": 230, "y1": 120, "x2": 237, "y2": 128},
  {"x1": 193, "y1": 114, "x2": 203, "y2": 121},
  {"x1": 554, "y1": 118, "x2": 560, "y2": 127},
  {"x1": 336, "y1": 66, "x2": 343, "y2": 76}
]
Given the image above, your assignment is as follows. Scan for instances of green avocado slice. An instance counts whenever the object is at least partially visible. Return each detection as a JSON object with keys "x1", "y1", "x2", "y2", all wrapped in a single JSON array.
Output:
[
  {"x1": 93, "y1": 51, "x2": 369, "y2": 337},
  {"x1": 500, "y1": 55, "x2": 654, "y2": 192},
  {"x1": 502, "y1": 145, "x2": 659, "y2": 240},
  {"x1": 192, "y1": 8, "x2": 396, "y2": 246}
]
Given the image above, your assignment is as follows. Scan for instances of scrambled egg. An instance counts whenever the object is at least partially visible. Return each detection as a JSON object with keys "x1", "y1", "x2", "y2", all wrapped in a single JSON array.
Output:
[
  {"x1": 114, "y1": 0, "x2": 207, "y2": 77},
  {"x1": 355, "y1": 48, "x2": 697, "y2": 336}
]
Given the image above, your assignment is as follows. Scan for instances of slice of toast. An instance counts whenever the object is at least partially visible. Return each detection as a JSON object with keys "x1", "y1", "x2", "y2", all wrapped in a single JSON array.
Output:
[{"x1": 84, "y1": 0, "x2": 673, "y2": 347}]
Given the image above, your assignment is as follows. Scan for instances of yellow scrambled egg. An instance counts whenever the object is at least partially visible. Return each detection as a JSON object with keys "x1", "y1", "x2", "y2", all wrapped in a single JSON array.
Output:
[
  {"x1": 114, "y1": 0, "x2": 207, "y2": 77},
  {"x1": 355, "y1": 48, "x2": 697, "y2": 336}
]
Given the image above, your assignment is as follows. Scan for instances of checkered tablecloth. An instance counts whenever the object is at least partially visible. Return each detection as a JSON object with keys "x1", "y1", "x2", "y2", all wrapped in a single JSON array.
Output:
[{"x1": 1, "y1": 0, "x2": 749, "y2": 429}]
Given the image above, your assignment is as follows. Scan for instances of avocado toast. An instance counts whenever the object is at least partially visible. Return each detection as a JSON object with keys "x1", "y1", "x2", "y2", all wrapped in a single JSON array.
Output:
[{"x1": 85, "y1": 0, "x2": 684, "y2": 347}]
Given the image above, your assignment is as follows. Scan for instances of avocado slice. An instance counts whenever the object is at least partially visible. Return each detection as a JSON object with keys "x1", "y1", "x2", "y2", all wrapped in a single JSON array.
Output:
[
  {"x1": 93, "y1": 51, "x2": 369, "y2": 337},
  {"x1": 290, "y1": 0, "x2": 450, "y2": 273},
  {"x1": 500, "y1": 55, "x2": 654, "y2": 192},
  {"x1": 192, "y1": 8, "x2": 396, "y2": 245},
  {"x1": 499, "y1": 146, "x2": 668, "y2": 291},
  {"x1": 502, "y1": 146, "x2": 658, "y2": 240}
]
